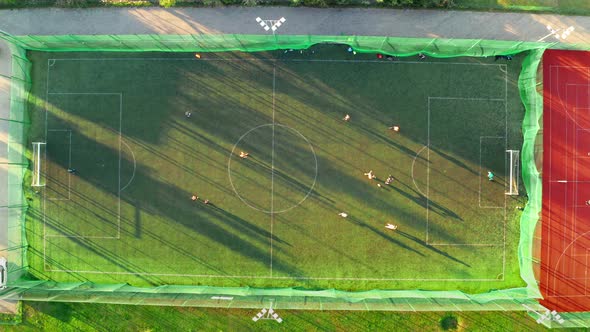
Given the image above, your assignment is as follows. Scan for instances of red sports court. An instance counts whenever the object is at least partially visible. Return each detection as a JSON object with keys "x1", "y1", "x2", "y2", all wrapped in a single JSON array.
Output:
[{"x1": 542, "y1": 49, "x2": 590, "y2": 312}]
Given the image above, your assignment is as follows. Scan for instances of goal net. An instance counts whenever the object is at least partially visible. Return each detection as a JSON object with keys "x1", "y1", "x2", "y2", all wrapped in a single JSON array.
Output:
[
  {"x1": 506, "y1": 150, "x2": 520, "y2": 195},
  {"x1": 31, "y1": 142, "x2": 45, "y2": 187}
]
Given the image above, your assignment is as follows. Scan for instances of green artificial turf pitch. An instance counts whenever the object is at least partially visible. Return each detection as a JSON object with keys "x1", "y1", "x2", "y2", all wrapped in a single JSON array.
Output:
[{"x1": 25, "y1": 45, "x2": 527, "y2": 292}]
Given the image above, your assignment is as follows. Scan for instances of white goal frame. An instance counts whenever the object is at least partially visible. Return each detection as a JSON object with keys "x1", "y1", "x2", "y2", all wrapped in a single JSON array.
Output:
[
  {"x1": 506, "y1": 149, "x2": 520, "y2": 195},
  {"x1": 31, "y1": 142, "x2": 46, "y2": 187}
]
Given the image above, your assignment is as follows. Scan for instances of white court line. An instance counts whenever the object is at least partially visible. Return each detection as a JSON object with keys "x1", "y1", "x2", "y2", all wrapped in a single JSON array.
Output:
[
  {"x1": 426, "y1": 97, "x2": 507, "y2": 258},
  {"x1": 563, "y1": 71, "x2": 569, "y2": 284},
  {"x1": 411, "y1": 145, "x2": 428, "y2": 197},
  {"x1": 550, "y1": 65, "x2": 590, "y2": 69},
  {"x1": 69, "y1": 129, "x2": 72, "y2": 200},
  {"x1": 49, "y1": 57, "x2": 508, "y2": 68},
  {"x1": 563, "y1": 84, "x2": 590, "y2": 129},
  {"x1": 119, "y1": 139, "x2": 137, "y2": 192},
  {"x1": 478, "y1": 136, "x2": 505, "y2": 209},
  {"x1": 426, "y1": 98, "x2": 430, "y2": 244},
  {"x1": 43, "y1": 58, "x2": 509, "y2": 282},
  {"x1": 227, "y1": 124, "x2": 318, "y2": 214},
  {"x1": 43, "y1": 59, "x2": 50, "y2": 267},
  {"x1": 270, "y1": 65, "x2": 276, "y2": 277},
  {"x1": 428, "y1": 243, "x2": 503, "y2": 246},
  {"x1": 503, "y1": 66, "x2": 508, "y2": 280},
  {"x1": 44, "y1": 267, "x2": 503, "y2": 281},
  {"x1": 570, "y1": 96, "x2": 590, "y2": 273},
  {"x1": 46, "y1": 234, "x2": 118, "y2": 239},
  {"x1": 549, "y1": 64, "x2": 590, "y2": 294},
  {"x1": 566, "y1": 79, "x2": 590, "y2": 229},
  {"x1": 118, "y1": 93, "x2": 123, "y2": 239},
  {"x1": 46, "y1": 129, "x2": 72, "y2": 202},
  {"x1": 429, "y1": 96, "x2": 505, "y2": 102},
  {"x1": 547, "y1": 64, "x2": 555, "y2": 292},
  {"x1": 549, "y1": 72, "x2": 590, "y2": 292},
  {"x1": 549, "y1": 180, "x2": 590, "y2": 183},
  {"x1": 586, "y1": 249, "x2": 589, "y2": 296},
  {"x1": 567, "y1": 86, "x2": 576, "y2": 265},
  {"x1": 546, "y1": 294, "x2": 590, "y2": 298},
  {"x1": 43, "y1": 92, "x2": 123, "y2": 265},
  {"x1": 48, "y1": 92, "x2": 121, "y2": 95}
]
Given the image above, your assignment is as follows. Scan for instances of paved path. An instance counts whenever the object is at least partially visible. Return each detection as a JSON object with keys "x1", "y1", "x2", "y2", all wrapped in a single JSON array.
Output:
[
  {"x1": 0, "y1": 7, "x2": 589, "y2": 44},
  {"x1": 0, "y1": 38, "x2": 19, "y2": 314}
]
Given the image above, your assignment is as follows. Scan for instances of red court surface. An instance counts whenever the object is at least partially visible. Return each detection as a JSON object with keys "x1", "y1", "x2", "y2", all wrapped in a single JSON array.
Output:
[{"x1": 542, "y1": 49, "x2": 590, "y2": 312}]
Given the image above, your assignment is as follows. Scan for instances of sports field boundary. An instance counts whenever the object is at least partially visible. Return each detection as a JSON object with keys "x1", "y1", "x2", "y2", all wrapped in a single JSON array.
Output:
[
  {"x1": 426, "y1": 96, "x2": 508, "y2": 254},
  {"x1": 43, "y1": 91, "x2": 123, "y2": 241},
  {"x1": 541, "y1": 51, "x2": 590, "y2": 315},
  {"x1": 40, "y1": 58, "x2": 505, "y2": 282},
  {"x1": 0, "y1": 34, "x2": 556, "y2": 314}
]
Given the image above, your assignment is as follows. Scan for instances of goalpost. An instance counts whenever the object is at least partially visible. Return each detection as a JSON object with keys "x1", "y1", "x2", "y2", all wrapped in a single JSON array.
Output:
[
  {"x1": 31, "y1": 142, "x2": 46, "y2": 187},
  {"x1": 506, "y1": 150, "x2": 520, "y2": 195}
]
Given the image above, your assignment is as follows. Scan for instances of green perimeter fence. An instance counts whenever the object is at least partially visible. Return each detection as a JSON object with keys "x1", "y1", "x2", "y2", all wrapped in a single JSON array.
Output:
[{"x1": 0, "y1": 33, "x2": 567, "y2": 318}]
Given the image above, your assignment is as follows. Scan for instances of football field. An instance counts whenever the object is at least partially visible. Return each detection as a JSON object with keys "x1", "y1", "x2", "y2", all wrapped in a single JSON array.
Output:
[{"x1": 24, "y1": 45, "x2": 527, "y2": 292}]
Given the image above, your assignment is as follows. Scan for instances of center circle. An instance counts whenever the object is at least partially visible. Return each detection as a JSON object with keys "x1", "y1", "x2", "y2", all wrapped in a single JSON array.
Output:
[{"x1": 228, "y1": 124, "x2": 318, "y2": 214}]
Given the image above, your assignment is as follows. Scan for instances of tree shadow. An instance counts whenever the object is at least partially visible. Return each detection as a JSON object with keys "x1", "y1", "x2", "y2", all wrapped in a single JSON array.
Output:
[
  {"x1": 346, "y1": 216, "x2": 424, "y2": 257},
  {"x1": 395, "y1": 230, "x2": 471, "y2": 268}
]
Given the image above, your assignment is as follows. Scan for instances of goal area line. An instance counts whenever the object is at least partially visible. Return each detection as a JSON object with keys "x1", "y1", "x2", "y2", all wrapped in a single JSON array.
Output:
[{"x1": 42, "y1": 90, "x2": 124, "y2": 275}]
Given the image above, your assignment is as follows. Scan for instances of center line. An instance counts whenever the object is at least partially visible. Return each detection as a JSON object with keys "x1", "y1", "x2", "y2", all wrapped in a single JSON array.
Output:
[{"x1": 270, "y1": 65, "x2": 276, "y2": 277}]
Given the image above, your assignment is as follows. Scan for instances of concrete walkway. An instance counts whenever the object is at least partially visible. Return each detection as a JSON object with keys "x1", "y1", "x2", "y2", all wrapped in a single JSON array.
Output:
[
  {"x1": 0, "y1": 7, "x2": 588, "y2": 44},
  {"x1": 0, "y1": 36, "x2": 18, "y2": 314}
]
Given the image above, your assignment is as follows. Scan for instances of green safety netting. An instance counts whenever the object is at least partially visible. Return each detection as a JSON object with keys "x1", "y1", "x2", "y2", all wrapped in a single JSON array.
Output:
[
  {"x1": 0, "y1": 33, "x2": 554, "y2": 311},
  {"x1": 0, "y1": 40, "x2": 30, "y2": 286}
]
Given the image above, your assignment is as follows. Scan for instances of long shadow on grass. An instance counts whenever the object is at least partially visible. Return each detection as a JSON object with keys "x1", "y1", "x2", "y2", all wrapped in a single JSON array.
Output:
[
  {"x1": 41, "y1": 171, "x2": 227, "y2": 279},
  {"x1": 40, "y1": 210, "x2": 164, "y2": 285},
  {"x1": 347, "y1": 216, "x2": 424, "y2": 257},
  {"x1": 275, "y1": 53, "x2": 524, "y2": 171},
  {"x1": 429, "y1": 145, "x2": 479, "y2": 177},
  {"x1": 207, "y1": 204, "x2": 291, "y2": 247},
  {"x1": 276, "y1": 215, "x2": 379, "y2": 272},
  {"x1": 395, "y1": 230, "x2": 471, "y2": 268},
  {"x1": 391, "y1": 179, "x2": 463, "y2": 221},
  {"x1": 40, "y1": 131, "x2": 302, "y2": 284},
  {"x1": 244, "y1": 155, "x2": 334, "y2": 210},
  {"x1": 315, "y1": 153, "x2": 466, "y2": 245},
  {"x1": 122, "y1": 168, "x2": 300, "y2": 277}
]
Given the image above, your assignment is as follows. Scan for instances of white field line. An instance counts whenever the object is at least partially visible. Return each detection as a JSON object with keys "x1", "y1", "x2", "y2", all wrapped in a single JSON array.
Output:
[
  {"x1": 549, "y1": 65, "x2": 590, "y2": 294},
  {"x1": 43, "y1": 59, "x2": 50, "y2": 267},
  {"x1": 44, "y1": 268, "x2": 504, "y2": 281},
  {"x1": 119, "y1": 139, "x2": 137, "y2": 192},
  {"x1": 45, "y1": 129, "x2": 72, "y2": 202},
  {"x1": 270, "y1": 65, "x2": 276, "y2": 277},
  {"x1": 227, "y1": 124, "x2": 318, "y2": 214},
  {"x1": 478, "y1": 136, "x2": 505, "y2": 209},
  {"x1": 426, "y1": 98, "x2": 430, "y2": 244},
  {"x1": 49, "y1": 58, "x2": 508, "y2": 68},
  {"x1": 43, "y1": 92, "x2": 123, "y2": 268},
  {"x1": 46, "y1": 234, "x2": 118, "y2": 239},
  {"x1": 411, "y1": 145, "x2": 428, "y2": 197},
  {"x1": 426, "y1": 96, "x2": 507, "y2": 257},
  {"x1": 43, "y1": 58, "x2": 510, "y2": 282},
  {"x1": 547, "y1": 65, "x2": 555, "y2": 292},
  {"x1": 503, "y1": 66, "x2": 508, "y2": 279}
]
